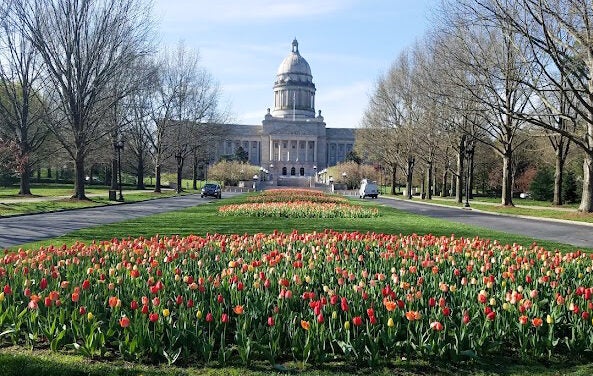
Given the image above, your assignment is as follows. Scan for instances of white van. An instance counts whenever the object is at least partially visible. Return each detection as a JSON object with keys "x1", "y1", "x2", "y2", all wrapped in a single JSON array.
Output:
[{"x1": 359, "y1": 179, "x2": 379, "y2": 199}]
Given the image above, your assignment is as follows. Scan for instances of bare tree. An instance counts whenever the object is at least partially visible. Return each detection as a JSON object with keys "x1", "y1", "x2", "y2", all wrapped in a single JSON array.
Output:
[
  {"x1": 147, "y1": 43, "x2": 225, "y2": 193},
  {"x1": 359, "y1": 50, "x2": 422, "y2": 199},
  {"x1": 474, "y1": 0, "x2": 593, "y2": 211},
  {"x1": 14, "y1": 0, "x2": 153, "y2": 199},
  {"x1": 437, "y1": 1, "x2": 533, "y2": 206},
  {"x1": 0, "y1": 5, "x2": 48, "y2": 195}
]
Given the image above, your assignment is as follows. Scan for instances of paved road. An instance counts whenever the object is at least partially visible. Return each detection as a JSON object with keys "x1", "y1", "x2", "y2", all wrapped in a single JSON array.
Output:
[
  {"x1": 0, "y1": 193, "x2": 242, "y2": 249},
  {"x1": 1, "y1": 192, "x2": 591, "y2": 250},
  {"x1": 376, "y1": 197, "x2": 593, "y2": 249}
]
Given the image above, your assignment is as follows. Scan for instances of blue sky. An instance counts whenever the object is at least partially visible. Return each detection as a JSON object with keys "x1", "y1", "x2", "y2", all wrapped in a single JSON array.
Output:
[{"x1": 152, "y1": 0, "x2": 438, "y2": 128}]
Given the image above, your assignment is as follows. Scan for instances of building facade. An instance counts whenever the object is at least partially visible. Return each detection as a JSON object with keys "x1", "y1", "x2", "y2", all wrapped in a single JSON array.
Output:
[{"x1": 214, "y1": 39, "x2": 355, "y2": 181}]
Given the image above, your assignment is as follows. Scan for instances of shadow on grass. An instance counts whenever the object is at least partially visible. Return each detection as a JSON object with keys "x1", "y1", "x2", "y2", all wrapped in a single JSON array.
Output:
[{"x1": 2, "y1": 347, "x2": 593, "y2": 376}]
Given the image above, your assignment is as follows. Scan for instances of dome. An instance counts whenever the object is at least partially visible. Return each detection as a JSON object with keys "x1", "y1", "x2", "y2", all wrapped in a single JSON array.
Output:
[{"x1": 276, "y1": 39, "x2": 311, "y2": 76}]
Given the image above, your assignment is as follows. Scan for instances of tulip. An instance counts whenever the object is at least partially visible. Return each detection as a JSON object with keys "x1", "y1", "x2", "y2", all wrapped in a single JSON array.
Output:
[
  {"x1": 267, "y1": 316, "x2": 275, "y2": 327},
  {"x1": 233, "y1": 305, "x2": 244, "y2": 315},
  {"x1": 387, "y1": 317, "x2": 395, "y2": 327},
  {"x1": 221, "y1": 313, "x2": 229, "y2": 323},
  {"x1": 301, "y1": 320, "x2": 310, "y2": 330},
  {"x1": 119, "y1": 316, "x2": 131, "y2": 328},
  {"x1": 352, "y1": 316, "x2": 363, "y2": 326},
  {"x1": 149, "y1": 313, "x2": 159, "y2": 322},
  {"x1": 430, "y1": 321, "x2": 444, "y2": 331}
]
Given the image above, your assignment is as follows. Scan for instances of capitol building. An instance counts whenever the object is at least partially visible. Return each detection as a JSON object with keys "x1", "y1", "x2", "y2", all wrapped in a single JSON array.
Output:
[{"x1": 212, "y1": 39, "x2": 356, "y2": 183}]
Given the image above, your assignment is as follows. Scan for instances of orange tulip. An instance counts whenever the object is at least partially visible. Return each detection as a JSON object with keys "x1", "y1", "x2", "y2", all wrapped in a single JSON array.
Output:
[
  {"x1": 119, "y1": 316, "x2": 130, "y2": 328},
  {"x1": 301, "y1": 320, "x2": 310, "y2": 331},
  {"x1": 532, "y1": 317, "x2": 543, "y2": 327},
  {"x1": 233, "y1": 305, "x2": 244, "y2": 315},
  {"x1": 383, "y1": 299, "x2": 397, "y2": 312}
]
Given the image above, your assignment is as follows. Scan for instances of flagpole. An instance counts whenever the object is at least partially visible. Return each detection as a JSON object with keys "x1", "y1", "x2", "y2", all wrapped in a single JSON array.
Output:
[{"x1": 293, "y1": 91, "x2": 296, "y2": 121}]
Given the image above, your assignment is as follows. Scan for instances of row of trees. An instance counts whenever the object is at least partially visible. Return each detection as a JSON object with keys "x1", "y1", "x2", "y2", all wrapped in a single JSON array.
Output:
[
  {"x1": 358, "y1": 0, "x2": 593, "y2": 212},
  {"x1": 0, "y1": 0, "x2": 227, "y2": 198}
]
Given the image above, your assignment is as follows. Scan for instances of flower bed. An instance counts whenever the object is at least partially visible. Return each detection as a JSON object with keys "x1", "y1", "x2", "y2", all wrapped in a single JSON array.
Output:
[
  {"x1": 0, "y1": 231, "x2": 591, "y2": 365},
  {"x1": 247, "y1": 188, "x2": 348, "y2": 204},
  {"x1": 219, "y1": 201, "x2": 379, "y2": 218}
]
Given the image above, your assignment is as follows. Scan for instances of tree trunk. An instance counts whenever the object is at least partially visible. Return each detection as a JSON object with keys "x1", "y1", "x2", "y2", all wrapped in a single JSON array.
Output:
[
  {"x1": 501, "y1": 154, "x2": 513, "y2": 206},
  {"x1": 18, "y1": 161, "x2": 32, "y2": 195},
  {"x1": 176, "y1": 158, "x2": 184, "y2": 194},
  {"x1": 136, "y1": 155, "x2": 145, "y2": 190},
  {"x1": 579, "y1": 152, "x2": 593, "y2": 212},
  {"x1": 47, "y1": 166, "x2": 52, "y2": 178},
  {"x1": 553, "y1": 148, "x2": 564, "y2": 206},
  {"x1": 455, "y1": 151, "x2": 463, "y2": 203},
  {"x1": 441, "y1": 168, "x2": 448, "y2": 197},
  {"x1": 154, "y1": 164, "x2": 161, "y2": 193},
  {"x1": 192, "y1": 155, "x2": 197, "y2": 190},
  {"x1": 426, "y1": 161, "x2": 433, "y2": 200},
  {"x1": 391, "y1": 164, "x2": 397, "y2": 195},
  {"x1": 18, "y1": 165, "x2": 32, "y2": 195},
  {"x1": 73, "y1": 154, "x2": 86, "y2": 200}
]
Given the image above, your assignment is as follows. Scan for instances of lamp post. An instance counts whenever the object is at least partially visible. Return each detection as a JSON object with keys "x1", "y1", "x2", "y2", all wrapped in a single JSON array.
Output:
[
  {"x1": 313, "y1": 165, "x2": 317, "y2": 183},
  {"x1": 329, "y1": 176, "x2": 334, "y2": 193},
  {"x1": 175, "y1": 152, "x2": 183, "y2": 194},
  {"x1": 269, "y1": 163, "x2": 274, "y2": 181},
  {"x1": 253, "y1": 174, "x2": 258, "y2": 190},
  {"x1": 464, "y1": 141, "x2": 471, "y2": 208},
  {"x1": 342, "y1": 172, "x2": 347, "y2": 190},
  {"x1": 115, "y1": 139, "x2": 124, "y2": 202}
]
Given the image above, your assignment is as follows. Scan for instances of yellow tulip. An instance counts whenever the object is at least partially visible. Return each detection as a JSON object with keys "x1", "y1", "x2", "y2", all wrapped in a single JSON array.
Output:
[
  {"x1": 344, "y1": 321, "x2": 350, "y2": 330},
  {"x1": 196, "y1": 310, "x2": 203, "y2": 319},
  {"x1": 87, "y1": 312, "x2": 94, "y2": 320},
  {"x1": 387, "y1": 317, "x2": 395, "y2": 327},
  {"x1": 0, "y1": 292, "x2": 4, "y2": 302},
  {"x1": 547, "y1": 315, "x2": 554, "y2": 324},
  {"x1": 163, "y1": 308, "x2": 170, "y2": 317}
]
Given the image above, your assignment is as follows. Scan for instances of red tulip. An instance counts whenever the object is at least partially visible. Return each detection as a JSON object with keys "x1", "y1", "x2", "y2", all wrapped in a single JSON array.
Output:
[
  {"x1": 39, "y1": 278, "x2": 48, "y2": 290},
  {"x1": 267, "y1": 316, "x2": 275, "y2": 327},
  {"x1": 341, "y1": 297, "x2": 349, "y2": 312},
  {"x1": 352, "y1": 316, "x2": 363, "y2": 326},
  {"x1": 130, "y1": 300, "x2": 139, "y2": 310},
  {"x1": 149, "y1": 313, "x2": 159, "y2": 322},
  {"x1": 221, "y1": 313, "x2": 229, "y2": 323},
  {"x1": 206, "y1": 312, "x2": 213, "y2": 322}
]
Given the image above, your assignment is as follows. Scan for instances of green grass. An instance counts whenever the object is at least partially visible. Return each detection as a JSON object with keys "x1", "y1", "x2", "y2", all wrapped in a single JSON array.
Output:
[
  {"x1": 16, "y1": 192, "x2": 590, "y2": 253},
  {"x1": 0, "y1": 183, "x2": 110, "y2": 198},
  {"x1": 1, "y1": 346, "x2": 593, "y2": 376},
  {"x1": 0, "y1": 189, "x2": 184, "y2": 216}
]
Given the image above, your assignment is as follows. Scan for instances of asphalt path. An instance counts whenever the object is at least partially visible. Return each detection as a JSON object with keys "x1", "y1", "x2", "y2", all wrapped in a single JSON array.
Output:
[
  {"x1": 376, "y1": 197, "x2": 593, "y2": 249},
  {"x1": 0, "y1": 193, "x2": 242, "y2": 249},
  {"x1": 1, "y1": 191, "x2": 591, "y2": 250}
]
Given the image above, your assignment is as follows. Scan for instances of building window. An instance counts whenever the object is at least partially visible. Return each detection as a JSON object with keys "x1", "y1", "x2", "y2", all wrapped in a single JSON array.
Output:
[
  {"x1": 291, "y1": 141, "x2": 296, "y2": 149},
  {"x1": 252, "y1": 141, "x2": 258, "y2": 149},
  {"x1": 300, "y1": 167, "x2": 305, "y2": 176},
  {"x1": 283, "y1": 141, "x2": 288, "y2": 149},
  {"x1": 282, "y1": 167, "x2": 287, "y2": 175},
  {"x1": 300, "y1": 141, "x2": 305, "y2": 149},
  {"x1": 291, "y1": 167, "x2": 296, "y2": 176}
]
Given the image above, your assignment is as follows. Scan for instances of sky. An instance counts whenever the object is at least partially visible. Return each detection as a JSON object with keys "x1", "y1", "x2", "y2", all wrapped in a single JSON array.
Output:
[{"x1": 152, "y1": 0, "x2": 439, "y2": 129}]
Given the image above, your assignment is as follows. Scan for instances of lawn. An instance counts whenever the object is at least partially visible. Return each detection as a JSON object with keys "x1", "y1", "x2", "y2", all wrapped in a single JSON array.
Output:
[
  {"x1": 0, "y1": 186, "x2": 184, "y2": 216},
  {"x1": 2, "y1": 191, "x2": 592, "y2": 376},
  {"x1": 15, "y1": 192, "x2": 588, "y2": 253}
]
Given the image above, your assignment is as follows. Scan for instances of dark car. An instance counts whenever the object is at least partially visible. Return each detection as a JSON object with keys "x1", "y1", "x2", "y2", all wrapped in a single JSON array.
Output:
[{"x1": 201, "y1": 183, "x2": 222, "y2": 199}]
